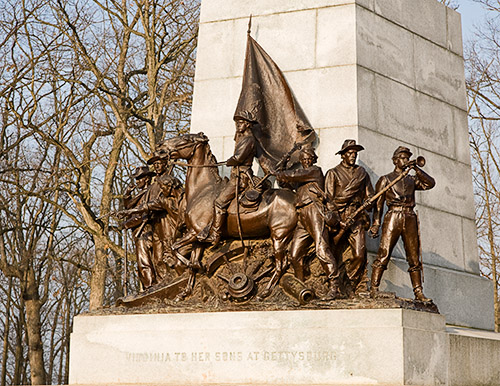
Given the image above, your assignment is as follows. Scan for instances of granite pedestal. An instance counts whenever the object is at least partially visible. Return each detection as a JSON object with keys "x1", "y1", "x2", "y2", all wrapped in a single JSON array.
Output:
[{"x1": 68, "y1": 309, "x2": 500, "y2": 385}]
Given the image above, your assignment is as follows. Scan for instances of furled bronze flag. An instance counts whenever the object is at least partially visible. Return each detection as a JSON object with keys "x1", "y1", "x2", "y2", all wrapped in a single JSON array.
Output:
[{"x1": 234, "y1": 33, "x2": 317, "y2": 174}]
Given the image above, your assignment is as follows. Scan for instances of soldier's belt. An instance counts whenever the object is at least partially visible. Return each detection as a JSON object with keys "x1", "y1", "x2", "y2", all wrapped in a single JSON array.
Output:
[
  {"x1": 231, "y1": 168, "x2": 253, "y2": 178},
  {"x1": 296, "y1": 200, "x2": 314, "y2": 209},
  {"x1": 388, "y1": 205, "x2": 415, "y2": 213},
  {"x1": 335, "y1": 200, "x2": 362, "y2": 211}
]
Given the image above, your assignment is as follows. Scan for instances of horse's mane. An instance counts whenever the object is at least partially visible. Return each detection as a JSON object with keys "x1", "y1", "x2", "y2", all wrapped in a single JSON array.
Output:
[
  {"x1": 185, "y1": 133, "x2": 222, "y2": 184},
  {"x1": 203, "y1": 142, "x2": 222, "y2": 183}
]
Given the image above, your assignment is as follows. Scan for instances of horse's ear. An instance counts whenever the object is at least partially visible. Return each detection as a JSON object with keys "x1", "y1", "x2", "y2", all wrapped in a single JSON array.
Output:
[{"x1": 195, "y1": 132, "x2": 209, "y2": 143}]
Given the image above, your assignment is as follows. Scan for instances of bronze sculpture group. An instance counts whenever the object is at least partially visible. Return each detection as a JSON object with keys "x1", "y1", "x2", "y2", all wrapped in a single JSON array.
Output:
[
  {"x1": 117, "y1": 30, "x2": 435, "y2": 306},
  {"x1": 118, "y1": 115, "x2": 435, "y2": 305}
]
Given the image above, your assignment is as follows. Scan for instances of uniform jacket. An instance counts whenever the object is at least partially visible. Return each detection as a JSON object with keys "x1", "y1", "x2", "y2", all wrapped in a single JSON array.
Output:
[
  {"x1": 226, "y1": 132, "x2": 257, "y2": 178},
  {"x1": 372, "y1": 168, "x2": 435, "y2": 226},
  {"x1": 279, "y1": 165, "x2": 325, "y2": 208},
  {"x1": 325, "y1": 163, "x2": 374, "y2": 214}
]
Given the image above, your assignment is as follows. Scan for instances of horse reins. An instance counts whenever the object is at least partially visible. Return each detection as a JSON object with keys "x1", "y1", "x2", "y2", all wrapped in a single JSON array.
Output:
[{"x1": 170, "y1": 161, "x2": 226, "y2": 168}]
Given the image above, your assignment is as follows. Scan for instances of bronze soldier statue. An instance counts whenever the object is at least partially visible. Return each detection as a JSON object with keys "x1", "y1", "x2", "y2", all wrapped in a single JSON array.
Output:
[
  {"x1": 120, "y1": 173, "x2": 186, "y2": 275},
  {"x1": 147, "y1": 150, "x2": 184, "y2": 280},
  {"x1": 122, "y1": 166, "x2": 157, "y2": 289},
  {"x1": 202, "y1": 113, "x2": 257, "y2": 246},
  {"x1": 369, "y1": 146, "x2": 435, "y2": 302},
  {"x1": 276, "y1": 147, "x2": 342, "y2": 299},
  {"x1": 325, "y1": 139, "x2": 374, "y2": 295}
]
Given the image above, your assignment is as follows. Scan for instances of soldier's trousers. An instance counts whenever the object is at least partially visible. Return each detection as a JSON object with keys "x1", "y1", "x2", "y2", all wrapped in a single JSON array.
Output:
[
  {"x1": 215, "y1": 178, "x2": 238, "y2": 209},
  {"x1": 153, "y1": 214, "x2": 178, "y2": 279},
  {"x1": 372, "y1": 208, "x2": 422, "y2": 272},
  {"x1": 290, "y1": 203, "x2": 339, "y2": 280},
  {"x1": 338, "y1": 221, "x2": 368, "y2": 291},
  {"x1": 134, "y1": 233, "x2": 156, "y2": 288},
  {"x1": 215, "y1": 173, "x2": 250, "y2": 209}
]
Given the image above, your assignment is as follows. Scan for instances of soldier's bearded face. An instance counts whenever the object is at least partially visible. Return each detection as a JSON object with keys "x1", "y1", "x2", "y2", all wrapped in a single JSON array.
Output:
[
  {"x1": 235, "y1": 119, "x2": 251, "y2": 133},
  {"x1": 160, "y1": 183, "x2": 172, "y2": 197},
  {"x1": 136, "y1": 176, "x2": 150, "y2": 189},
  {"x1": 300, "y1": 155, "x2": 313, "y2": 168},
  {"x1": 153, "y1": 160, "x2": 167, "y2": 174},
  {"x1": 342, "y1": 150, "x2": 358, "y2": 166}
]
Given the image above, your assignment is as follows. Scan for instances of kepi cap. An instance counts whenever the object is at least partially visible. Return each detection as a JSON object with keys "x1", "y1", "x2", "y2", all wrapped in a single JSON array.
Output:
[{"x1": 392, "y1": 146, "x2": 413, "y2": 159}]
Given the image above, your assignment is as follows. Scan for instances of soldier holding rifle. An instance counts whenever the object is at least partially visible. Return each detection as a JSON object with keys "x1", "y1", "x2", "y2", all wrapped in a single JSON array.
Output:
[
  {"x1": 122, "y1": 166, "x2": 157, "y2": 290},
  {"x1": 146, "y1": 150, "x2": 184, "y2": 280},
  {"x1": 369, "y1": 146, "x2": 435, "y2": 302},
  {"x1": 325, "y1": 139, "x2": 374, "y2": 295},
  {"x1": 119, "y1": 173, "x2": 186, "y2": 276}
]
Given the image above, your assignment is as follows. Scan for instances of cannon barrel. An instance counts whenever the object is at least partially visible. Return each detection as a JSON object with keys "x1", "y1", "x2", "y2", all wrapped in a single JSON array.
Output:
[{"x1": 280, "y1": 274, "x2": 315, "y2": 304}]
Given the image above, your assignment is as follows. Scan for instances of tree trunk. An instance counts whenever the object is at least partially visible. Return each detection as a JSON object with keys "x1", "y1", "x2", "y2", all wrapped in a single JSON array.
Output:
[
  {"x1": 1, "y1": 278, "x2": 13, "y2": 386},
  {"x1": 23, "y1": 267, "x2": 46, "y2": 385},
  {"x1": 89, "y1": 237, "x2": 109, "y2": 310},
  {"x1": 47, "y1": 296, "x2": 63, "y2": 384},
  {"x1": 12, "y1": 302, "x2": 25, "y2": 386},
  {"x1": 60, "y1": 296, "x2": 71, "y2": 385}
]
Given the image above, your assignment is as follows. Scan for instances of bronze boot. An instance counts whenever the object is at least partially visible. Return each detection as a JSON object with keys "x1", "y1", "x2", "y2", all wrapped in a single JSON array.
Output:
[
  {"x1": 370, "y1": 264, "x2": 384, "y2": 299},
  {"x1": 410, "y1": 270, "x2": 432, "y2": 302},
  {"x1": 326, "y1": 278, "x2": 342, "y2": 300},
  {"x1": 205, "y1": 206, "x2": 226, "y2": 246},
  {"x1": 325, "y1": 264, "x2": 344, "y2": 300},
  {"x1": 291, "y1": 258, "x2": 305, "y2": 282}
]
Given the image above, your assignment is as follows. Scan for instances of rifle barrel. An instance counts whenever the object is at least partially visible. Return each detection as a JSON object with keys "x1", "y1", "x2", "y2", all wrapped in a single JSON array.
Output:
[{"x1": 333, "y1": 166, "x2": 413, "y2": 245}]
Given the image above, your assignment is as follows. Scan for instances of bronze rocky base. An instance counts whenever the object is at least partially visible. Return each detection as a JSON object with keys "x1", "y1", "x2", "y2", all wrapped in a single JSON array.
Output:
[{"x1": 105, "y1": 238, "x2": 439, "y2": 315}]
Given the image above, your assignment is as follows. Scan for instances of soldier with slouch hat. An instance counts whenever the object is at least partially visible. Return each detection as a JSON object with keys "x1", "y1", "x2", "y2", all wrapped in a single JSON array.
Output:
[
  {"x1": 325, "y1": 139, "x2": 374, "y2": 295},
  {"x1": 146, "y1": 149, "x2": 184, "y2": 280},
  {"x1": 122, "y1": 166, "x2": 157, "y2": 289}
]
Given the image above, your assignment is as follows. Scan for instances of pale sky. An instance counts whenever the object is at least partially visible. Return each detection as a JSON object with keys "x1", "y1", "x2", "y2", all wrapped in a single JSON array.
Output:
[{"x1": 455, "y1": 0, "x2": 488, "y2": 40}]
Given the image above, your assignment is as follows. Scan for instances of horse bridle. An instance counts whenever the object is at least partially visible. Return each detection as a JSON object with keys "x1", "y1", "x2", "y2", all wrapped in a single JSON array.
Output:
[{"x1": 165, "y1": 139, "x2": 225, "y2": 168}]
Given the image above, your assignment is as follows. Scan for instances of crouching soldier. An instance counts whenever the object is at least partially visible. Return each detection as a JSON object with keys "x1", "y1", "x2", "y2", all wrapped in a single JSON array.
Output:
[{"x1": 276, "y1": 147, "x2": 342, "y2": 299}]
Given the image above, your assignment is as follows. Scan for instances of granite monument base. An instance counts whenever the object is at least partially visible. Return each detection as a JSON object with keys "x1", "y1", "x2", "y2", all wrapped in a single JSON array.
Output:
[{"x1": 68, "y1": 308, "x2": 500, "y2": 385}]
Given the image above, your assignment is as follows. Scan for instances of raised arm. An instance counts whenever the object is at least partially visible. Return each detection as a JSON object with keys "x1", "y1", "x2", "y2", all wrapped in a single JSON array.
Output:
[{"x1": 414, "y1": 167, "x2": 435, "y2": 191}]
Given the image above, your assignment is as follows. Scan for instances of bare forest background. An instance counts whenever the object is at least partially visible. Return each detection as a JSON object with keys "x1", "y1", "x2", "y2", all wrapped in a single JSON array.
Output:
[{"x1": 0, "y1": 0, "x2": 498, "y2": 385}]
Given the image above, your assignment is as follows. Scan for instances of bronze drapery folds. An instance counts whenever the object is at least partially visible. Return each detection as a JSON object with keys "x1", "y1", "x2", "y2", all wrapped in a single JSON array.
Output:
[{"x1": 234, "y1": 33, "x2": 317, "y2": 174}]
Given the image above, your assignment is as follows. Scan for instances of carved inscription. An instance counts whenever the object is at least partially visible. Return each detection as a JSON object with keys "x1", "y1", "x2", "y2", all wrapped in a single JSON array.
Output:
[{"x1": 126, "y1": 350, "x2": 336, "y2": 363}]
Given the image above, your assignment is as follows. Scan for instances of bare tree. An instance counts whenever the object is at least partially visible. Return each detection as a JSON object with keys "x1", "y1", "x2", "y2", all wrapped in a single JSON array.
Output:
[
  {"x1": 469, "y1": 122, "x2": 500, "y2": 331},
  {"x1": 465, "y1": 0, "x2": 500, "y2": 331},
  {"x1": 438, "y1": 0, "x2": 459, "y2": 10},
  {"x1": 0, "y1": 129, "x2": 59, "y2": 384},
  {"x1": 0, "y1": 0, "x2": 199, "y2": 382},
  {"x1": 0, "y1": 2, "x2": 62, "y2": 383},
  {"x1": 42, "y1": 0, "x2": 199, "y2": 309},
  {"x1": 1, "y1": 0, "x2": 199, "y2": 314}
]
